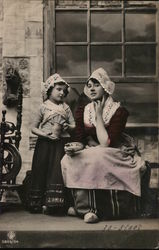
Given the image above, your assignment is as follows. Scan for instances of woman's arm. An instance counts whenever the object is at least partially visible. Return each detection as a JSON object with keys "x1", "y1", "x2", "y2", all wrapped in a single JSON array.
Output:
[
  {"x1": 96, "y1": 115, "x2": 109, "y2": 147},
  {"x1": 94, "y1": 99, "x2": 110, "y2": 147}
]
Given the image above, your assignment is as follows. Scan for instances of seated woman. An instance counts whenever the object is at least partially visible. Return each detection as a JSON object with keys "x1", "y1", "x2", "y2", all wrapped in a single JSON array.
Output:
[{"x1": 61, "y1": 68, "x2": 146, "y2": 223}]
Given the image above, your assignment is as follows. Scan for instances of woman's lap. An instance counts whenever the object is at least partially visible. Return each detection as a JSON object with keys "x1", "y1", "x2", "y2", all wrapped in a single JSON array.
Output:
[{"x1": 61, "y1": 145, "x2": 144, "y2": 196}]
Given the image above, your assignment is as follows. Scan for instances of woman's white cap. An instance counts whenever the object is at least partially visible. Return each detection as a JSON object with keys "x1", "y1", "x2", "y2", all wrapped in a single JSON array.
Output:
[{"x1": 86, "y1": 68, "x2": 115, "y2": 95}]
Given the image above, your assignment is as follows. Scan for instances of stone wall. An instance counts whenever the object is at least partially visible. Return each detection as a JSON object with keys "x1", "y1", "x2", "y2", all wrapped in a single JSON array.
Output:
[{"x1": 0, "y1": 0, "x2": 43, "y2": 183}]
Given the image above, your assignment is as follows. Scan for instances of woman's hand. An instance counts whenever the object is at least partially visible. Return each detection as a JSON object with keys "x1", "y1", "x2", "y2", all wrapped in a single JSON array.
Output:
[
  {"x1": 64, "y1": 147, "x2": 75, "y2": 156},
  {"x1": 93, "y1": 96, "x2": 105, "y2": 118},
  {"x1": 87, "y1": 136, "x2": 99, "y2": 147},
  {"x1": 92, "y1": 96, "x2": 110, "y2": 147},
  {"x1": 64, "y1": 142, "x2": 84, "y2": 156}
]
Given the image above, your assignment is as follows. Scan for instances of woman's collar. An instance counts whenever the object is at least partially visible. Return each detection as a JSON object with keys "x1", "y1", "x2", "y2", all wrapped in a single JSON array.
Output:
[{"x1": 84, "y1": 96, "x2": 120, "y2": 126}]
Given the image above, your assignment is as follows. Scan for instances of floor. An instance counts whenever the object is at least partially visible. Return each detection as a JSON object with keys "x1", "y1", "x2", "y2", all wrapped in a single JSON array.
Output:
[{"x1": 0, "y1": 204, "x2": 159, "y2": 249}]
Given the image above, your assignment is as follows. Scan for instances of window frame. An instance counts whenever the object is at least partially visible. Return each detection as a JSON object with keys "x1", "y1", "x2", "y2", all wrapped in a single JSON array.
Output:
[
  {"x1": 43, "y1": 0, "x2": 159, "y2": 83},
  {"x1": 43, "y1": 0, "x2": 159, "y2": 127}
]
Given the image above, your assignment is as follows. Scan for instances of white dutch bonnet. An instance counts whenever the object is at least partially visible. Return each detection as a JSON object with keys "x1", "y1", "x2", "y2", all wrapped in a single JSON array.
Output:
[{"x1": 85, "y1": 68, "x2": 115, "y2": 96}]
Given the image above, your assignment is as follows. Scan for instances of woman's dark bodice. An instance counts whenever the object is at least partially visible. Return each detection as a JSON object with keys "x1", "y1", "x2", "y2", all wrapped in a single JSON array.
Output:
[{"x1": 74, "y1": 101, "x2": 129, "y2": 147}]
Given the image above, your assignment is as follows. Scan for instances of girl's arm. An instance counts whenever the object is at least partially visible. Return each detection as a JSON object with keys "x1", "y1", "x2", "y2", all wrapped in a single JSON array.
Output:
[
  {"x1": 63, "y1": 107, "x2": 76, "y2": 132},
  {"x1": 32, "y1": 121, "x2": 59, "y2": 140},
  {"x1": 31, "y1": 113, "x2": 47, "y2": 137},
  {"x1": 32, "y1": 127, "x2": 47, "y2": 137},
  {"x1": 31, "y1": 107, "x2": 56, "y2": 139},
  {"x1": 31, "y1": 108, "x2": 43, "y2": 136},
  {"x1": 64, "y1": 123, "x2": 76, "y2": 131},
  {"x1": 94, "y1": 99, "x2": 110, "y2": 147}
]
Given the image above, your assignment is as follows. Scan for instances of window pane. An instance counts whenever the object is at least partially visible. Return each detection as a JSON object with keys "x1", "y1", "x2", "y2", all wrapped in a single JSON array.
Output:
[
  {"x1": 91, "y1": 45, "x2": 122, "y2": 76},
  {"x1": 91, "y1": 12, "x2": 122, "y2": 42},
  {"x1": 126, "y1": 14, "x2": 156, "y2": 41},
  {"x1": 56, "y1": 46, "x2": 87, "y2": 76},
  {"x1": 126, "y1": 103, "x2": 158, "y2": 123},
  {"x1": 126, "y1": 45, "x2": 156, "y2": 76},
  {"x1": 56, "y1": 12, "x2": 87, "y2": 42},
  {"x1": 91, "y1": 0, "x2": 122, "y2": 8}
]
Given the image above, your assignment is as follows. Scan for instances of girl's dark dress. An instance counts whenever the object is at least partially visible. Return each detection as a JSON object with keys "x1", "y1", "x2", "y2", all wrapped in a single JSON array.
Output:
[
  {"x1": 29, "y1": 100, "x2": 74, "y2": 213},
  {"x1": 30, "y1": 137, "x2": 70, "y2": 213}
]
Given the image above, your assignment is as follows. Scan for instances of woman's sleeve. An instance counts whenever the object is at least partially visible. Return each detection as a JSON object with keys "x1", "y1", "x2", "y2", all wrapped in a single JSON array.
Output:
[
  {"x1": 107, "y1": 107, "x2": 129, "y2": 147},
  {"x1": 73, "y1": 104, "x2": 87, "y2": 144}
]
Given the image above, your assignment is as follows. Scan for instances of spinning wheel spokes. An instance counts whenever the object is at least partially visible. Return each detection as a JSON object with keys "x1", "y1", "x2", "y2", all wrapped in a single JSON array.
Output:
[{"x1": 1, "y1": 143, "x2": 22, "y2": 182}]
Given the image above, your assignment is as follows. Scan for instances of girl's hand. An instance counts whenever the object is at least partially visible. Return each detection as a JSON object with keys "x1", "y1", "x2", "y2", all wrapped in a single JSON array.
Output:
[
  {"x1": 63, "y1": 123, "x2": 69, "y2": 131},
  {"x1": 46, "y1": 134, "x2": 60, "y2": 141},
  {"x1": 63, "y1": 123, "x2": 76, "y2": 132},
  {"x1": 39, "y1": 133, "x2": 59, "y2": 141},
  {"x1": 37, "y1": 130, "x2": 59, "y2": 140}
]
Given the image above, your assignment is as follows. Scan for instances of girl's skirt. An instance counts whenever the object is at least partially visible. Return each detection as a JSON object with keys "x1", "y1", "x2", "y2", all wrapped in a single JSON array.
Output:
[{"x1": 29, "y1": 137, "x2": 70, "y2": 213}]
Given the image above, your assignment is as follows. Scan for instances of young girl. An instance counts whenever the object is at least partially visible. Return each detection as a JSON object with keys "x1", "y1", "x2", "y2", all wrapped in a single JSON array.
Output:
[{"x1": 29, "y1": 73, "x2": 75, "y2": 214}]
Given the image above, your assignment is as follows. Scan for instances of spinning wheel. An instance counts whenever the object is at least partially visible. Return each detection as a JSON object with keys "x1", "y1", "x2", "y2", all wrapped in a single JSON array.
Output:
[
  {"x1": 0, "y1": 67, "x2": 23, "y2": 208},
  {"x1": 2, "y1": 143, "x2": 22, "y2": 182}
]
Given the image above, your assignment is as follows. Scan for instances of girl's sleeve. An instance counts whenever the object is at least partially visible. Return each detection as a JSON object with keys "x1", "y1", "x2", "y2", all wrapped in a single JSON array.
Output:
[
  {"x1": 107, "y1": 107, "x2": 129, "y2": 147},
  {"x1": 32, "y1": 105, "x2": 44, "y2": 128},
  {"x1": 66, "y1": 107, "x2": 75, "y2": 125}
]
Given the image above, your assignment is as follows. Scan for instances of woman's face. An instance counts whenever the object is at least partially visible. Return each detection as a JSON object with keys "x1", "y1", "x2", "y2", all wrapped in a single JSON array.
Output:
[
  {"x1": 49, "y1": 84, "x2": 67, "y2": 103},
  {"x1": 86, "y1": 79, "x2": 105, "y2": 101}
]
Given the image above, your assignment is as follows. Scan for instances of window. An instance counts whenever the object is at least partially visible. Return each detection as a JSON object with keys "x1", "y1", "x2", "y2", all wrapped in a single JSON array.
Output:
[
  {"x1": 43, "y1": 0, "x2": 158, "y2": 125},
  {"x1": 51, "y1": 0, "x2": 158, "y2": 83}
]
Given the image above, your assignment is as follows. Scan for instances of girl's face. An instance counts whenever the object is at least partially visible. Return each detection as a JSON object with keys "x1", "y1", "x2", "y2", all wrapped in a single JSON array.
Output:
[
  {"x1": 49, "y1": 84, "x2": 67, "y2": 103},
  {"x1": 86, "y1": 79, "x2": 105, "y2": 101}
]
